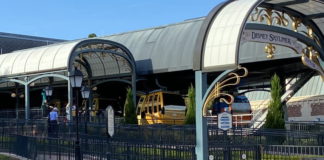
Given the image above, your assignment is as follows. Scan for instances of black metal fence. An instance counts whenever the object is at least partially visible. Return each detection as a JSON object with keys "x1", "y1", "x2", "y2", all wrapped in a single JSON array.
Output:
[{"x1": 0, "y1": 119, "x2": 324, "y2": 160}]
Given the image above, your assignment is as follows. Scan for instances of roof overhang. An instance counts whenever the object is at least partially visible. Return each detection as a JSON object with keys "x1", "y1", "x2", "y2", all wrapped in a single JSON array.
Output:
[
  {"x1": 194, "y1": 0, "x2": 324, "y2": 75},
  {"x1": 0, "y1": 39, "x2": 136, "y2": 81},
  {"x1": 0, "y1": 39, "x2": 136, "y2": 86}
]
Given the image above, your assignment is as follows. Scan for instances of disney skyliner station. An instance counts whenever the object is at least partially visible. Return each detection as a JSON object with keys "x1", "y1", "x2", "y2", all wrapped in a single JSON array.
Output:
[{"x1": 0, "y1": 0, "x2": 324, "y2": 159}]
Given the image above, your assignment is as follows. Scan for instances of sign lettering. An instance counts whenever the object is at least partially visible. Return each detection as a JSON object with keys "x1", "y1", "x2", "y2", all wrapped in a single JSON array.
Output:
[
  {"x1": 242, "y1": 30, "x2": 303, "y2": 53},
  {"x1": 218, "y1": 112, "x2": 232, "y2": 131}
]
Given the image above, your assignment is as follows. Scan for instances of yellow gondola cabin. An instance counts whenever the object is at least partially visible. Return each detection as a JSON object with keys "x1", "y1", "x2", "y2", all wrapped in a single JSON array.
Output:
[{"x1": 136, "y1": 91, "x2": 186, "y2": 125}]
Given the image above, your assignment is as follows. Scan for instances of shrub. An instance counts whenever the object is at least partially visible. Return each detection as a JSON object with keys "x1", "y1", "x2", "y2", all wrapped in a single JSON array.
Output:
[
  {"x1": 123, "y1": 88, "x2": 137, "y2": 124},
  {"x1": 185, "y1": 84, "x2": 195, "y2": 124},
  {"x1": 265, "y1": 74, "x2": 285, "y2": 129}
]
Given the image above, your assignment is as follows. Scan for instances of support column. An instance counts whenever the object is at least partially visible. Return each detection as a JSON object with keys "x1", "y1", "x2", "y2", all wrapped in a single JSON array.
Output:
[
  {"x1": 15, "y1": 83, "x2": 19, "y2": 119},
  {"x1": 24, "y1": 80, "x2": 30, "y2": 120},
  {"x1": 132, "y1": 73, "x2": 137, "y2": 109},
  {"x1": 88, "y1": 80, "x2": 93, "y2": 121},
  {"x1": 195, "y1": 71, "x2": 208, "y2": 160},
  {"x1": 68, "y1": 79, "x2": 73, "y2": 122}
]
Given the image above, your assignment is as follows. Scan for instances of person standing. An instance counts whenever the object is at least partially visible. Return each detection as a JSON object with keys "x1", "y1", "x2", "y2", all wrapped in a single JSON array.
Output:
[
  {"x1": 49, "y1": 107, "x2": 59, "y2": 137},
  {"x1": 65, "y1": 103, "x2": 71, "y2": 122}
]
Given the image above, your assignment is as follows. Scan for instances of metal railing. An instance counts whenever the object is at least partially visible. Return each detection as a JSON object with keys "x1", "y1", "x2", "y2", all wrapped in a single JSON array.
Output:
[
  {"x1": 1, "y1": 119, "x2": 324, "y2": 160},
  {"x1": 206, "y1": 114, "x2": 252, "y2": 128}
]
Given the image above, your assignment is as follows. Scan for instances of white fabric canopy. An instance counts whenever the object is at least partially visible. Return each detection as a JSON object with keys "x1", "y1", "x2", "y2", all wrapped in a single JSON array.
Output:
[{"x1": 0, "y1": 39, "x2": 134, "y2": 78}]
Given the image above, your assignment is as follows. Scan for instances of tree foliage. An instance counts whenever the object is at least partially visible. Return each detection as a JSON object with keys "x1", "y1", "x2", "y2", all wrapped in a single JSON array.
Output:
[
  {"x1": 123, "y1": 88, "x2": 137, "y2": 124},
  {"x1": 185, "y1": 84, "x2": 195, "y2": 124},
  {"x1": 264, "y1": 74, "x2": 285, "y2": 129},
  {"x1": 88, "y1": 33, "x2": 97, "y2": 38}
]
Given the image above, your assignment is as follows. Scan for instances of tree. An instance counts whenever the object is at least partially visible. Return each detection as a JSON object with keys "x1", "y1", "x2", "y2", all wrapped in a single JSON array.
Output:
[
  {"x1": 264, "y1": 74, "x2": 285, "y2": 129},
  {"x1": 185, "y1": 84, "x2": 195, "y2": 124},
  {"x1": 123, "y1": 88, "x2": 137, "y2": 124},
  {"x1": 88, "y1": 33, "x2": 97, "y2": 38}
]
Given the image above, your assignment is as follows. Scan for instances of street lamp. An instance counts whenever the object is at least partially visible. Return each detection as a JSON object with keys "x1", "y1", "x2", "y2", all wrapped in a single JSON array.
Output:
[
  {"x1": 44, "y1": 86, "x2": 53, "y2": 97},
  {"x1": 81, "y1": 86, "x2": 90, "y2": 134},
  {"x1": 81, "y1": 86, "x2": 90, "y2": 99},
  {"x1": 69, "y1": 68, "x2": 83, "y2": 160},
  {"x1": 43, "y1": 86, "x2": 53, "y2": 117}
]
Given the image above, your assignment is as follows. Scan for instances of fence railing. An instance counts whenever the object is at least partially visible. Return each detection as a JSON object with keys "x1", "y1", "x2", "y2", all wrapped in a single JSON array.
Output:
[{"x1": 1, "y1": 119, "x2": 324, "y2": 160}]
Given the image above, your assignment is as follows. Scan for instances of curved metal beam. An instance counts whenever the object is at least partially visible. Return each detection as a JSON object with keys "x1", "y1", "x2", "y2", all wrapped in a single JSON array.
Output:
[
  {"x1": 0, "y1": 79, "x2": 26, "y2": 85},
  {"x1": 74, "y1": 49, "x2": 135, "y2": 72},
  {"x1": 239, "y1": 89, "x2": 270, "y2": 95},
  {"x1": 91, "y1": 78, "x2": 132, "y2": 88},
  {"x1": 245, "y1": 23, "x2": 324, "y2": 56},
  {"x1": 261, "y1": 2, "x2": 324, "y2": 49},
  {"x1": 27, "y1": 73, "x2": 68, "y2": 85},
  {"x1": 67, "y1": 39, "x2": 136, "y2": 74},
  {"x1": 75, "y1": 59, "x2": 92, "y2": 78}
]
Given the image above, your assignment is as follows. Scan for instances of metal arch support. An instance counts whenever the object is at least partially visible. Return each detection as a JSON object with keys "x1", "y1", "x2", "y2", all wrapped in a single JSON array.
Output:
[
  {"x1": 0, "y1": 78, "x2": 26, "y2": 85},
  {"x1": 76, "y1": 59, "x2": 92, "y2": 78},
  {"x1": 74, "y1": 49, "x2": 135, "y2": 73},
  {"x1": 202, "y1": 67, "x2": 248, "y2": 116},
  {"x1": 245, "y1": 24, "x2": 324, "y2": 56},
  {"x1": 26, "y1": 73, "x2": 69, "y2": 85},
  {"x1": 90, "y1": 78, "x2": 132, "y2": 88},
  {"x1": 67, "y1": 39, "x2": 136, "y2": 73},
  {"x1": 239, "y1": 89, "x2": 270, "y2": 95},
  {"x1": 91, "y1": 77, "x2": 136, "y2": 110},
  {"x1": 195, "y1": 67, "x2": 247, "y2": 160},
  {"x1": 261, "y1": 2, "x2": 324, "y2": 49},
  {"x1": 68, "y1": 39, "x2": 137, "y2": 109}
]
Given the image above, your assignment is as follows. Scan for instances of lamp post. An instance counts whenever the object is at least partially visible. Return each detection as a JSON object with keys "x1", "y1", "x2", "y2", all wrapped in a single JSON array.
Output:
[
  {"x1": 11, "y1": 91, "x2": 24, "y2": 119},
  {"x1": 69, "y1": 68, "x2": 83, "y2": 160},
  {"x1": 44, "y1": 86, "x2": 53, "y2": 117},
  {"x1": 81, "y1": 86, "x2": 90, "y2": 134},
  {"x1": 44, "y1": 86, "x2": 53, "y2": 97}
]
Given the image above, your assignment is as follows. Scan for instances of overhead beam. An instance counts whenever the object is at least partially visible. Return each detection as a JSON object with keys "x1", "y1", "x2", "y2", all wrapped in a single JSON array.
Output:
[
  {"x1": 273, "y1": 0, "x2": 309, "y2": 6},
  {"x1": 308, "y1": 13, "x2": 324, "y2": 19}
]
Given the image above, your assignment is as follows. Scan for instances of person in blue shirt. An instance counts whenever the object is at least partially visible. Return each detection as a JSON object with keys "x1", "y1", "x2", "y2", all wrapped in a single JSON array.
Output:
[{"x1": 49, "y1": 107, "x2": 59, "y2": 137}]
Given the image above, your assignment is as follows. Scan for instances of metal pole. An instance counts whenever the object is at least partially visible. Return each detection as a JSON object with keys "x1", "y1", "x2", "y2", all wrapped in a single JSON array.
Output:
[
  {"x1": 16, "y1": 95, "x2": 19, "y2": 119},
  {"x1": 68, "y1": 80, "x2": 73, "y2": 122},
  {"x1": 195, "y1": 71, "x2": 208, "y2": 160},
  {"x1": 25, "y1": 83, "x2": 30, "y2": 120},
  {"x1": 75, "y1": 88, "x2": 81, "y2": 160},
  {"x1": 85, "y1": 98, "x2": 88, "y2": 134},
  {"x1": 15, "y1": 83, "x2": 19, "y2": 119}
]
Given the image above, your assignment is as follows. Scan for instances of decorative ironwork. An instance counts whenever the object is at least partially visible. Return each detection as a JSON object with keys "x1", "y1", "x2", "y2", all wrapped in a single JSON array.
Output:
[
  {"x1": 264, "y1": 43, "x2": 276, "y2": 59},
  {"x1": 302, "y1": 46, "x2": 324, "y2": 80},
  {"x1": 202, "y1": 67, "x2": 248, "y2": 116},
  {"x1": 249, "y1": 6, "x2": 322, "y2": 58},
  {"x1": 250, "y1": 7, "x2": 288, "y2": 26}
]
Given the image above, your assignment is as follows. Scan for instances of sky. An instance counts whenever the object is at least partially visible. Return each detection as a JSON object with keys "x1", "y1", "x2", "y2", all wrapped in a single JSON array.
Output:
[{"x1": 0, "y1": 0, "x2": 224, "y2": 40}]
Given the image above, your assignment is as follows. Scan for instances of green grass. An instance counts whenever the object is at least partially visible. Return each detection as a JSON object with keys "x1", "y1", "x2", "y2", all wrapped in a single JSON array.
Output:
[{"x1": 0, "y1": 154, "x2": 19, "y2": 160}]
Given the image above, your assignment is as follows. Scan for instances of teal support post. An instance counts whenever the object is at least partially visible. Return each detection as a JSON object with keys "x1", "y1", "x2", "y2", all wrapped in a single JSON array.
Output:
[
  {"x1": 195, "y1": 71, "x2": 208, "y2": 160},
  {"x1": 68, "y1": 79, "x2": 73, "y2": 122},
  {"x1": 25, "y1": 83, "x2": 30, "y2": 120},
  {"x1": 132, "y1": 73, "x2": 137, "y2": 109}
]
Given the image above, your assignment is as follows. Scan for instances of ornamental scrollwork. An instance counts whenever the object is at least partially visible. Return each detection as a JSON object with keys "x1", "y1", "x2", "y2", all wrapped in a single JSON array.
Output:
[
  {"x1": 264, "y1": 43, "x2": 276, "y2": 59},
  {"x1": 202, "y1": 67, "x2": 248, "y2": 116},
  {"x1": 249, "y1": 6, "x2": 322, "y2": 58},
  {"x1": 250, "y1": 7, "x2": 288, "y2": 26}
]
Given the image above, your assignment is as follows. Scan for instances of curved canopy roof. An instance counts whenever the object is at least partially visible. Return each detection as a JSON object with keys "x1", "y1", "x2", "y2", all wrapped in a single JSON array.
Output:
[
  {"x1": 103, "y1": 18, "x2": 204, "y2": 75},
  {"x1": 103, "y1": 0, "x2": 324, "y2": 74},
  {"x1": 0, "y1": 39, "x2": 135, "y2": 78}
]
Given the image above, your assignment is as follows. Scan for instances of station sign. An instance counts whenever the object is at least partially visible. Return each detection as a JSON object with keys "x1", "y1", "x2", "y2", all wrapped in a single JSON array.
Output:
[
  {"x1": 218, "y1": 112, "x2": 232, "y2": 131},
  {"x1": 106, "y1": 106, "x2": 115, "y2": 137},
  {"x1": 242, "y1": 29, "x2": 303, "y2": 53}
]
